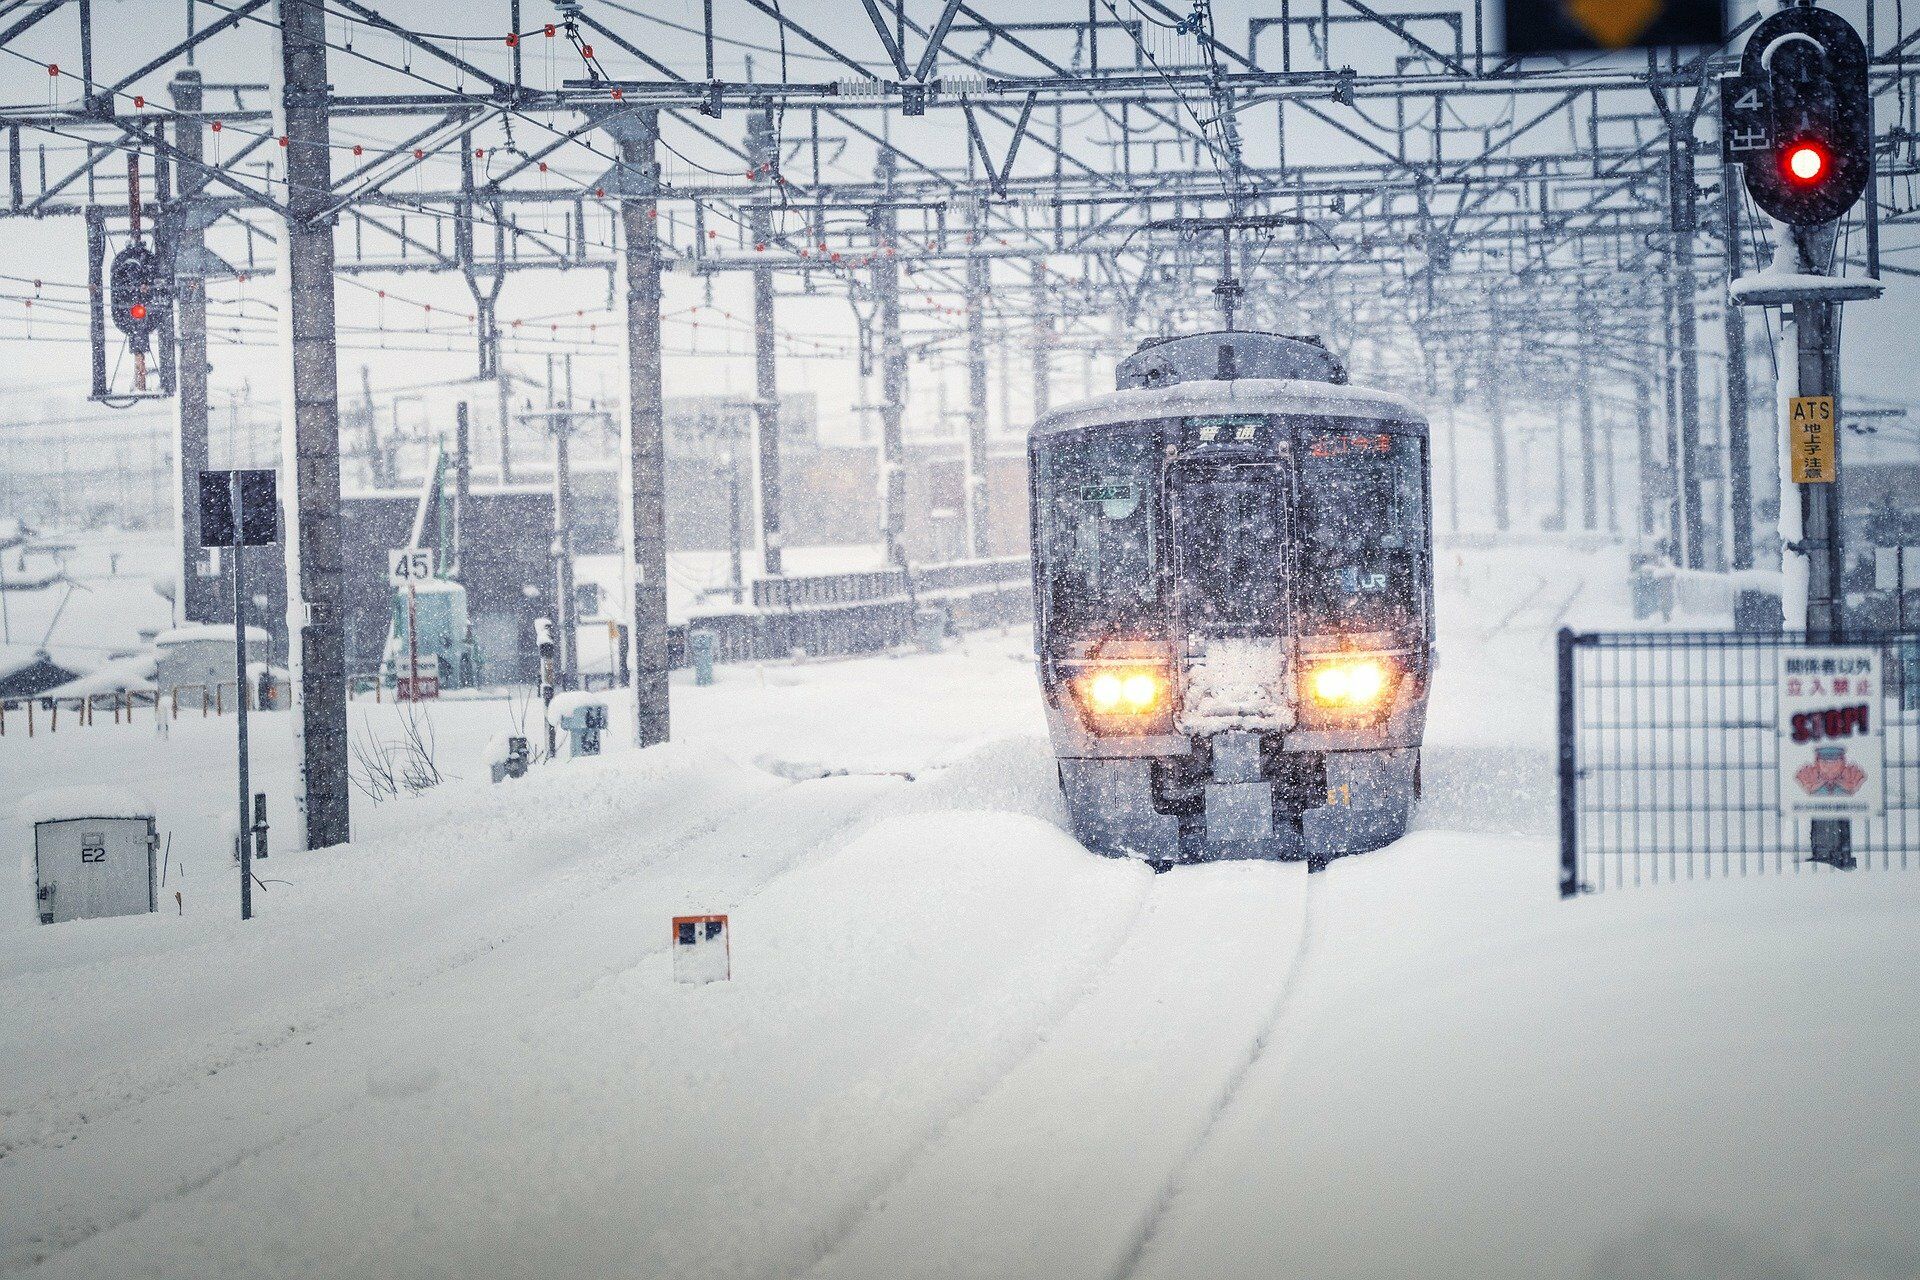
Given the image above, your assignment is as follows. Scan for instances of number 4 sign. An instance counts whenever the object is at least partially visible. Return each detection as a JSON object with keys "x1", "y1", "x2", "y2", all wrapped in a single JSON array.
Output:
[
  {"x1": 1719, "y1": 73, "x2": 1772, "y2": 159},
  {"x1": 388, "y1": 547, "x2": 436, "y2": 585}
]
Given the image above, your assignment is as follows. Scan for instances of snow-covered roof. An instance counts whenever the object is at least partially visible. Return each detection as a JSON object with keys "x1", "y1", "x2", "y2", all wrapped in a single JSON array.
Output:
[
  {"x1": 1029, "y1": 377, "x2": 1425, "y2": 440},
  {"x1": 40, "y1": 651, "x2": 159, "y2": 699},
  {"x1": 15, "y1": 785, "x2": 155, "y2": 825},
  {"x1": 153, "y1": 624, "x2": 272, "y2": 647}
]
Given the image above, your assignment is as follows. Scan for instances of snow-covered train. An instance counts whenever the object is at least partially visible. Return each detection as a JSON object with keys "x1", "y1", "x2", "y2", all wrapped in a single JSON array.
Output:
[{"x1": 1028, "y1": 330, "x2": 1434, "y2": 869}]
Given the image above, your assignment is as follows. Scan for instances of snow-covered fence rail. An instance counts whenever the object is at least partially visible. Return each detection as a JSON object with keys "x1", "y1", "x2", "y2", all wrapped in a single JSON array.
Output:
[
  {"x1": 1558, "y1": 629, "x2": 1920, "y2": 897},
  {"x1": 751, "y1": 568, "x2": 905, "y2": 610},
  {"x1": 677, "y1": 558, "x2": 1031, "y2": 667},
  {"x1": 0, "y1": 679, "x2": 288, "y2": 737}
]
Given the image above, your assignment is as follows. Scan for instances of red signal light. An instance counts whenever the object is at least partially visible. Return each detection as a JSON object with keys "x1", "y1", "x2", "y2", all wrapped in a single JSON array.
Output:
[
  {"x1": 1784, "y1": 142, "x2": 1829, "y2": 186},
  {"x1": 129, "y1": 303, "x2": 147, "y2": 320}
]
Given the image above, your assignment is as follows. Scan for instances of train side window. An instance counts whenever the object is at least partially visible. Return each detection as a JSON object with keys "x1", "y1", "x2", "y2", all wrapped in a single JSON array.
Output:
[
  {"x1": 1036, "y1": 429, "x2": 1163, "y2": 640},
  {"x1": 1296, "y1": 426, "x2": 1426, "y2": 636}
]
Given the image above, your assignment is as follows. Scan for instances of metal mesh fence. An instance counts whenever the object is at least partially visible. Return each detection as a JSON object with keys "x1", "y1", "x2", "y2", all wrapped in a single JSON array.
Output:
[{"x1": 1558, "y1": 629, "x2": 1920, "y2": 896}]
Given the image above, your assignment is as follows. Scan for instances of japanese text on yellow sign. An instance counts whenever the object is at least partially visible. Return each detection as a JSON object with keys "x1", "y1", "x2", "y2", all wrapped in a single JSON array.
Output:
[{"x1": 1789, "y1": 396, "x2": 1836, "y2": 484}]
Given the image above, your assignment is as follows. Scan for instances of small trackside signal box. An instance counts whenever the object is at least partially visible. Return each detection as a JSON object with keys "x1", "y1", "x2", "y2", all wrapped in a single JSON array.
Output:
[{"x1": 673, "y1": 914, "x2": 730, "y2": 984}]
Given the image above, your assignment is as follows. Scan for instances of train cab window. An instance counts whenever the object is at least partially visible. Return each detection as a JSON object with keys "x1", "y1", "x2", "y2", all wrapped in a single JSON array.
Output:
[
  {"x1": 1172, "y1": 463, "x2": 1285, "y2": 634},
  {"x1": 1295, "y1": 427, "x2": 1426, "y2": 636},
  {"x1": 1036, "y1": 429, "x2": 1163, "y2": 641}
]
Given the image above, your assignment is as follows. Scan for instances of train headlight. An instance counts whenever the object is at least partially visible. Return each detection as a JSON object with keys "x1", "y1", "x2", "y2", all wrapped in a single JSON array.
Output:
[
  {"x1": 1121, "y1": 672, "x2": 1160, "y2": 710},
  {"x1": 1072, "y1": 667, "x2": 1168, "y2": 731},
  {"x1": 1307, "y1": 658, "x2": 1390, "y2": 710}
]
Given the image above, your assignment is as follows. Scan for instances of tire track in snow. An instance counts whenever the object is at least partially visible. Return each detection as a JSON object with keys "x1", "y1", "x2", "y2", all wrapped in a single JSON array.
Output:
[
  {"x1": 1108, "y1": 880, "x2": 1322, "y2": 1280},
  {"x1": 782, "y1": 860, "x2": 1162, "y2": 1280},
  {"x1": 800, "y1": 863, "x2": 1312, "y2": 1280}
]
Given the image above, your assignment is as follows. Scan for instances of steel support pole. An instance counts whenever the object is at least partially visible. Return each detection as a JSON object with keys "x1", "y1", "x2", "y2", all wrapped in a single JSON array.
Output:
[
  {"x1": 874, "y1": 149, "x2": 907, "y2": 568},
  {"x1": 1722, "y1": 168, "x2": 1755, "y2": 570},
  {"x1": 619, "y1": 111, "x2": 670, "y2": 748},
  {"x1": 276, "y1": 0, "x2": 348, "y2": 849},
  {"x1": 169, "y1": 69, "x2": 215, "y2": 626},
  {"x1": 964, "y1": 238, "x2": 991, "y2": 557},
  {"x1": 748, "y1": 111, "x2": 783, "y2": 577}
]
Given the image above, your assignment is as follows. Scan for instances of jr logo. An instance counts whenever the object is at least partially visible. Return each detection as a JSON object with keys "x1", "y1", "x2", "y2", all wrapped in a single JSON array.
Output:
[{"x1": 1338, "y1": 568, "x2": 1388, "y2": 593}]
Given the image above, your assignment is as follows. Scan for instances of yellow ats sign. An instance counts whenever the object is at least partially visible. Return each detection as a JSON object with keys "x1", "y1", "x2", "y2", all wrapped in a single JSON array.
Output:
[{"x1": 1789, "y1": 396, "x2": 1836, "y2": 485}]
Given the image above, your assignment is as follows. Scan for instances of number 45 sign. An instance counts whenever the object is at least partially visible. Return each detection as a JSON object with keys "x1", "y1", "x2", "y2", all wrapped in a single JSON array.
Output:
[{"x1": 388, "y1": 547, "x2": 436, "y2": 586}]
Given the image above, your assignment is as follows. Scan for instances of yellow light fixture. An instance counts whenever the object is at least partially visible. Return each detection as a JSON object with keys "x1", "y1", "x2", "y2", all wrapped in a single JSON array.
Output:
[{"x1": 1308, "y1": 658, "x2": 1390, "y2": 709}]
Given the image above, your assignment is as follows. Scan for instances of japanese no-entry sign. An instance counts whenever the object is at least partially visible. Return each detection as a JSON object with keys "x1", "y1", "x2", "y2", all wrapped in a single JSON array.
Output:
[{"x1": 1778, "y1": 648, "x2": 1885, "y2": 821}]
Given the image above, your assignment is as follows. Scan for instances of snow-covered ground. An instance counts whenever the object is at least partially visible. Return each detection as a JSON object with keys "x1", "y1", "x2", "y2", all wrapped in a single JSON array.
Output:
[{"x1": 0, "y1": 545, "x2": 1915, "y2": 1279}]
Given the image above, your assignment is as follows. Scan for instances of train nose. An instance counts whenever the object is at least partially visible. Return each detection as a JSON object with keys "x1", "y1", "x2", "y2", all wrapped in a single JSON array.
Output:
[{"x1": 1203, "y1": 730, "x2": 1279, "y2": 851}]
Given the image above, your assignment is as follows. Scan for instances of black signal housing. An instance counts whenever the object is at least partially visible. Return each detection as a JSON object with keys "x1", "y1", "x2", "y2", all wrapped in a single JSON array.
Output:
[
  {"x1": 108, "y1": 242, "x2": 162, "y2": 350},
  {"x1": 1730, "y1": 7, "x2": 1871, "y2": 228}
]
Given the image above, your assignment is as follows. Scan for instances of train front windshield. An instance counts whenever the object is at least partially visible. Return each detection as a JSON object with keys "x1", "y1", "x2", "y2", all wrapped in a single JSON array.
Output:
[
  {"x1": 1035, "y1": 418, "x2": 1426, "y2": 647},
  {"x1": 1035, "y1": 429, "x2": 1166, "y2": 642},
  {"x1": 1296, "y1": 427, "x2": 1426, "y2": 637}
]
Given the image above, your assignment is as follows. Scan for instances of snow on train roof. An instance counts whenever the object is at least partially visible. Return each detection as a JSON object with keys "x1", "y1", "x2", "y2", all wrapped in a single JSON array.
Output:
[{"x1": 1028, "y1": 377, "x2": 1425, "y2": 439}]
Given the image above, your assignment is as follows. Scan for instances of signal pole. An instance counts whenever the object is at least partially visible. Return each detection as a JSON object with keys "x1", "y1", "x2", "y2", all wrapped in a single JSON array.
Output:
[{"x1": 1725, "y1": 3, "x2": 1881, "y2": 868}]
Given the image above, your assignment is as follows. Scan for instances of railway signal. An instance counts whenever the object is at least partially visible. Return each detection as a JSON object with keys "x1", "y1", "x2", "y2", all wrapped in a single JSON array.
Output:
[
  {"x1": 1723, "y1": 6, "x2": 1872, "y2": 228},
  {"x1": 108, "y1": 243, "x2": 161, "y2": 350}
]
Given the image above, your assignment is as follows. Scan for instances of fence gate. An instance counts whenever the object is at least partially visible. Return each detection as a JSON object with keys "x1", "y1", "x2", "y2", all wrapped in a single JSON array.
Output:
[{"x1": 1558, "y1": 629, "x2": 1920, "y2": 897}]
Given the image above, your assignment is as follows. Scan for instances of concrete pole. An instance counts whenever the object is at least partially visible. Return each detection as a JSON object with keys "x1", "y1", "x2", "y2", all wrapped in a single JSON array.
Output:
[
  {"x1": 1444, "y1": 360, "x2": 1463, "y2": 538},
  {"x1": 618, "y1": 111, "x2": 670, "y2": 747},
  {"x1": 275, "y1": 0, "x2": 349, "y2": 850},
  {"x1": 1670, "y1": 140, "x2": 1706, "y2": 569},
  {"x1": 1486, "y1": 291, "x2": 1510, "y2": 532},
  {"x1": 495, "y1": 352, "x2": 514, "y2": 484},
  {"x1": 964, "y1": 232, "x2": 991, "y2": 558},
  {"x1": 747, "y1": 111, "x2": 783, "y2": 577},
  {"x1": 1031, "y1": 265, "x2": 1052, "y2": 419},
  {"x1": 1633, "y1": 370, "x2": 1657, "y2": 541},
  {"x1": 1722, "y1": 167, "x2": 1755, "y2": 570},
  {"x1": 1552, "y1": 402, "x2": 1570, "y2": 532},
  {"x1": 168, "y1": 69, "x2": 215, "y2": 626},
  {"x1": 874, "y1": 149, "x2": 907, "y2": 568},
  {"x1": 552, "y1": 408, "x2": 577, "y2": 692},
  {"x1": 1577, "y1": 344, "x2": 1598, "y2": 532}
]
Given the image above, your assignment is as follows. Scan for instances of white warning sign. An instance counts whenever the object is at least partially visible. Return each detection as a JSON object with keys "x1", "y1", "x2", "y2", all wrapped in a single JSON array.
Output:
[{"x1": 673, "y1": 914, "x2": 731, "y2": 984}]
